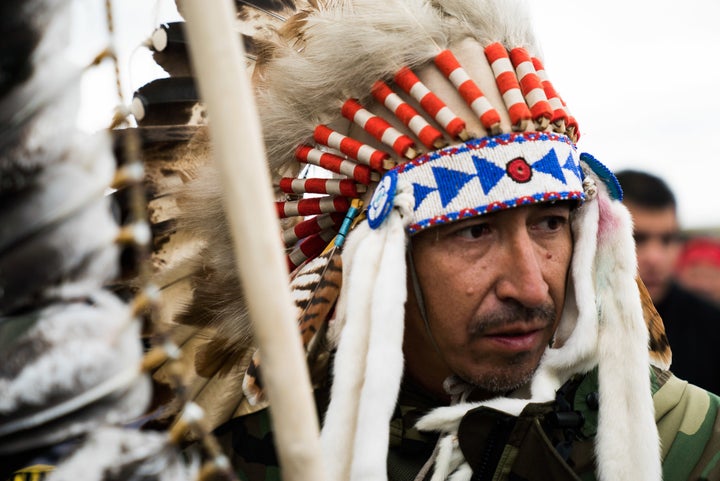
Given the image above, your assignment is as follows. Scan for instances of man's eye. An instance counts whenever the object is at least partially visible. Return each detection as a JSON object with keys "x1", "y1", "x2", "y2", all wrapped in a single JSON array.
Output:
[
  {"x1": 633, "y1": 233, "x2": 649, "y2": 246},
  {"x1": 537, "y1": 215, "x2": 568, "y2": 231},
  {"x1": 633, "y1": 232, "x2": 680, "y2": 246},
  {"x1": 455, "y1": 223, "x2": 490, "y2": 239},
  {"x1": 660, "y1": 233, "x2": 681, "y2": 246}
]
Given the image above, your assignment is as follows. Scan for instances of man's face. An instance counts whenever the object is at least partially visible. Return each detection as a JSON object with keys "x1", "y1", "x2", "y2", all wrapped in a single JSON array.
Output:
[
  {"x1": 403, "y1": 203, "x2": 573, "y2": 400},
  {"x1": 624, "y1": 203, "x2": 681, "y2": 303}
]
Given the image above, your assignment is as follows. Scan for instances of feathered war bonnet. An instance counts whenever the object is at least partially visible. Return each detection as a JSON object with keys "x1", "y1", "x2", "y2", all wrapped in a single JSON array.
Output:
[{"x1": 254, "y1": 0, "x2": 666, "y2": 479}]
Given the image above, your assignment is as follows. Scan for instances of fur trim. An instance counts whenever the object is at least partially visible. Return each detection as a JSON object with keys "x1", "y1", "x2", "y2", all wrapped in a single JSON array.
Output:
[
  {"x1": 323, "y1": 183, "x2": 413, "y2": 481},
  {"x1": 592, "y1": 189, "x2": 660, "y2": 481},
  {"x1": 321, "y1": 220, "x2": 378, "y2": 481},
  {"x1": 535, "y1": 173, "x2": 601, "y2": 382},
  {"x1": 350, "y1": 206, "x2": 408, "y2": 480}
]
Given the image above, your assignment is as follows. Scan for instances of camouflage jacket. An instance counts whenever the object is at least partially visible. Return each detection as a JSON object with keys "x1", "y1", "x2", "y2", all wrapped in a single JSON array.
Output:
[{"x1": 214, "y1": 366, "x2": 720, "y2": 481}]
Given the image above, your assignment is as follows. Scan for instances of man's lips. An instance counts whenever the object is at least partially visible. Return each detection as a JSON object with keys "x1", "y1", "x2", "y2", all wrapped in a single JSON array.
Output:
[
  {"x1": 479, "y1": 324, "x2": 547, "y2": 351},
  {"x1": 481, "y1": 321, "x2": 548, "y2": 337}
]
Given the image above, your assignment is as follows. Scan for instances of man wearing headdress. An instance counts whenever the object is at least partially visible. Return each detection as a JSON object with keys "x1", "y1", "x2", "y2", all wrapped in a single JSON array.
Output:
[{"x1": 164, "y1": 0, "x2": 720, "y2": 479}]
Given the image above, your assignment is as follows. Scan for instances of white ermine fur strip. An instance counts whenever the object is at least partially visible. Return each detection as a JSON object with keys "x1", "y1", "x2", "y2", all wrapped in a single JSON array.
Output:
[
  {"x1": 593, "y1": 193, "x2": 661, "y2": 481},
  {"x1": 350, "y1": 186, "x2": 412, "y2": 481},
  {"x1": 321, "y1": 220, "x2": 380, "y2": 481}
]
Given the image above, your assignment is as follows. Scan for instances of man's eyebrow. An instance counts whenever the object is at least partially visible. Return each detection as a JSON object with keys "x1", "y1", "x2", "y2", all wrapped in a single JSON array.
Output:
[{"x1": 536, "y1": 202, "x2": 572, "y2": 212}]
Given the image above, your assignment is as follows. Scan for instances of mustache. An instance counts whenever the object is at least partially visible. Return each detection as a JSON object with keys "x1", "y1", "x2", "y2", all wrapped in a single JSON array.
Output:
[{"x1": 468, "y1": 300, "x2": 557, "y2": 337}]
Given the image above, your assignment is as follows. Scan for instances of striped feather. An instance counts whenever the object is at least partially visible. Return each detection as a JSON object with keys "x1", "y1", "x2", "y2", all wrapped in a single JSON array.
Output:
[
  {"x1": 293, "y1": 247, "x2": 342, "y2": 350},
  {"x1": 242, "y1": 247, "x2": 342, "y2": 404}
]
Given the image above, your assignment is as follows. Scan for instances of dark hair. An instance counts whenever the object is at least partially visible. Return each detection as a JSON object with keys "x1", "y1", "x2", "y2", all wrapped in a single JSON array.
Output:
[{"x1": 615, "y1": 169, "x2": 676, "y2": 209}]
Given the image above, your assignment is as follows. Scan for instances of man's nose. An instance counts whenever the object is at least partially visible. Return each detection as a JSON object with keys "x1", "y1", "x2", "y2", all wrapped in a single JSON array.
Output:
[{"x1": 494, "y1": 232, "x2": 549, "y2": 308}]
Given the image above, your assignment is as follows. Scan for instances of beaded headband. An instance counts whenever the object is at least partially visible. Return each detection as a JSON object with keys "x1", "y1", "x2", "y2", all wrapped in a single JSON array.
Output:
[
  {"x1": 367, "y1": 132, "x2": 585, "y2": 232},
  {"x1": 275, "y1": 43, "x2": 581, "y2": 271}
]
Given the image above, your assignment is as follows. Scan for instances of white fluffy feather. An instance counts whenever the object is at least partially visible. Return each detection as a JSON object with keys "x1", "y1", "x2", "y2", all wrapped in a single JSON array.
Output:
[
  {"x1": 46, "y1": 426, "x2": 198, "y2": 481},
  {"x1": 257, "y1": 0, "x2": 540, "y2": 176}
]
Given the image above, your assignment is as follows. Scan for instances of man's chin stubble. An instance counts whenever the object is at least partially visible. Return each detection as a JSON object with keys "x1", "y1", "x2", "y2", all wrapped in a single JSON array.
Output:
[{"x1": 463, "y1": 352, "x2": 538, "y2": 395}]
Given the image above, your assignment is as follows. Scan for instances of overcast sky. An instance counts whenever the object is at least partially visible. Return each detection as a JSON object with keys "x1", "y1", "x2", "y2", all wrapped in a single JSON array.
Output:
[
  {"x1": 72, "y1": 0, "x2": 720, "y2": 230},
  {"x1": 530, "y1": 0, "x2": 720, "y2": 231}
]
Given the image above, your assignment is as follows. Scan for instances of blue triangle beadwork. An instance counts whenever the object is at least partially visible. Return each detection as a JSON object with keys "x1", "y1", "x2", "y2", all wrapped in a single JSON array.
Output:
[
  {"x1": 412, "y1": 183, "x2": 437, "y2": 211},
  {"x1": 532, "y1": 148, "x2": 566, "y2": 183},
  {"x1": 431, "y1": 166, "x2": 476, "y2": 207},
  {"x1": 375, "y1": 132, "x2": 585, "y2": 233},
  {"x1": 563, "y1": 151, "x2": 583, "y2": 181},
  {"x1": 472, "y1": 155, "x2": 506, "y2": 194}
]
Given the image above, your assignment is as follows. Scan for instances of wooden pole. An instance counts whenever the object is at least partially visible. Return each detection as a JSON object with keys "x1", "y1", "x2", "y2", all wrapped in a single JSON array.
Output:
[{"x1": 179, "y1": 2, "x2": 326, "y2": 480}]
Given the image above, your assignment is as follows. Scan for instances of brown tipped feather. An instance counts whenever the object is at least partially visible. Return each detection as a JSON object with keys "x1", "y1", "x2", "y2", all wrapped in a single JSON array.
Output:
[
  {"x1": 136, "y1": 0, "x2": 331, "y2": 437},
  {"x1": 637, "y1": 276, "x2": 672, "y2": 369}
]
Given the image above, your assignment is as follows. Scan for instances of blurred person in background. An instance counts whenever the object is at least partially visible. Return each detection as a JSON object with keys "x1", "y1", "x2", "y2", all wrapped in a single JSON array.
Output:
[
  {"x1": 675, "y1": 237, "x2": 720, "y2": 306},
  {"x1": 616, "y1": 169, "x2": 720, "y2": 394}
]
